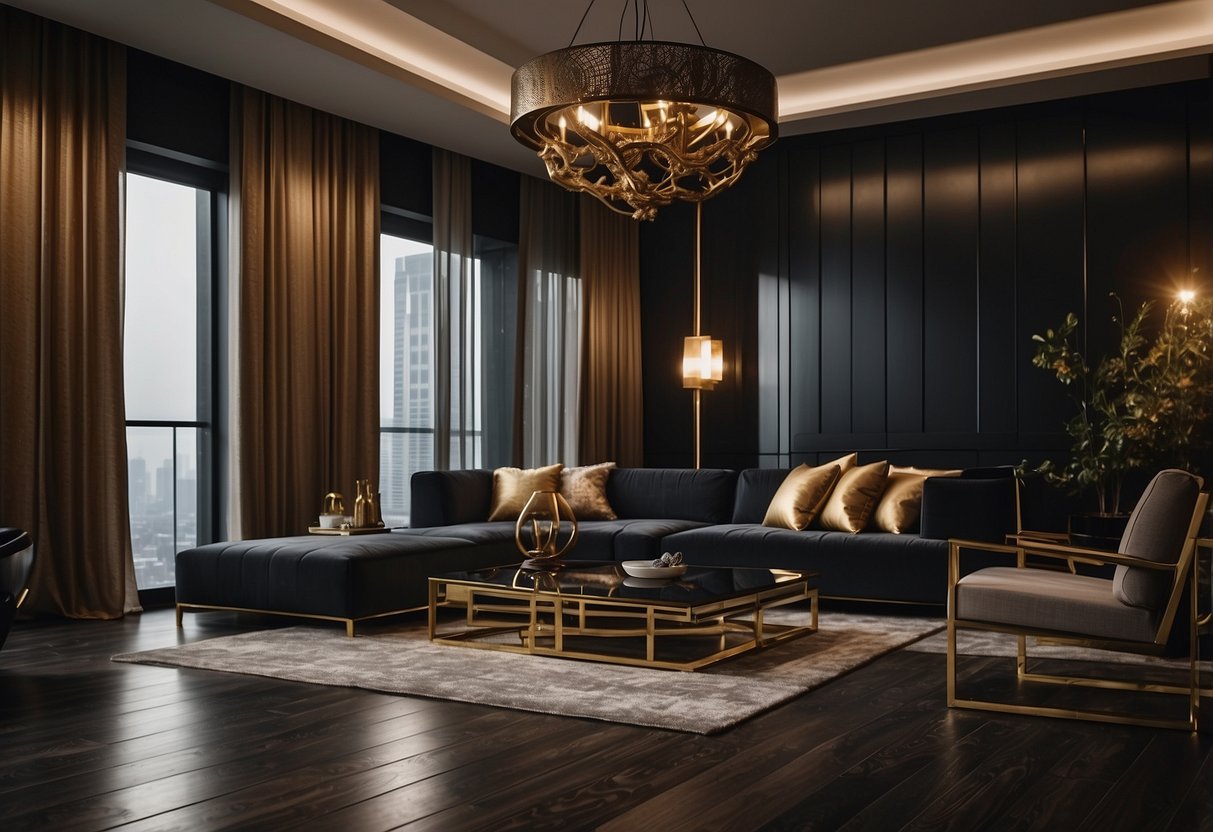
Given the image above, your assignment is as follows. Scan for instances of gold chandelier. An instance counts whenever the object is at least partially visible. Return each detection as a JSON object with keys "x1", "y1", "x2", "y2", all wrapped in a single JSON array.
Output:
[{"x1": 510, "y1": 1, "x2": 778, "y2": 221}]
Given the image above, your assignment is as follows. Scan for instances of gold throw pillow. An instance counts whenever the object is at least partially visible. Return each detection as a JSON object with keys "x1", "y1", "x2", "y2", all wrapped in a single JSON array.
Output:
[
  {"x1": 820, "y1": 452, "x2": 858, "y2": 473},
  {"x1": 487, "y1": 463, "x2": 564, "y2": 521},
  {"x1": 762, "y1": 464, "x2": 842, "y2": 530},
  {"x1": 561, "y1": 462, "x2": 618, "y2": 520},
  {"x1": 873, "y1": 466, "x2": 963, "y2": 533},
  {"x1": 818, "y1": 461, "x2": 891, "y2": 533}
]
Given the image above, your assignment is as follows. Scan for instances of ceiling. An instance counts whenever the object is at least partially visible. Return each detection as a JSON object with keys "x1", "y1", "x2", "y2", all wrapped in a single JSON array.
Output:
[{"x1": 8, "y1": 0, "x2": 1213, "y2": 176}]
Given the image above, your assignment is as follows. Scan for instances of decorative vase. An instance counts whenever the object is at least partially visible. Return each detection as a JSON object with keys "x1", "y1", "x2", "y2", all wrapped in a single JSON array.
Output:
[
  {"x1": 353, "y1": 480, "x2": 370, "y2": 528},
  {"x1": 515, "y1": 490, "x2": 578, "y2": 570}
]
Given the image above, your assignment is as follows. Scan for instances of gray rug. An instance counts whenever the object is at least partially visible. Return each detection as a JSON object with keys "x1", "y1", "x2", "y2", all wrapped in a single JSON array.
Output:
[{"x1": 113, "y1": 611, "x2": 941, "y2": 734}]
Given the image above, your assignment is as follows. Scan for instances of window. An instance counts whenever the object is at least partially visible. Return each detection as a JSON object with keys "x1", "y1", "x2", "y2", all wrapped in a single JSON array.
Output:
[
  {"x1": 378, "y1": 217, "x2": 518, "y2": 526},
  {"x1": 123, "y1": 157, "x2": 221, "y2": 590},
  {"x1": 379, "y1": 227, "x2": 434, "y2": 527}
]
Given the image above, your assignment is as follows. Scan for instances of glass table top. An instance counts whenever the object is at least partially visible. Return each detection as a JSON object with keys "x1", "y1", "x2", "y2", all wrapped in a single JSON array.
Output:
[{"x1": 433, "y1": 561, "x2": 811, "y2": 607}]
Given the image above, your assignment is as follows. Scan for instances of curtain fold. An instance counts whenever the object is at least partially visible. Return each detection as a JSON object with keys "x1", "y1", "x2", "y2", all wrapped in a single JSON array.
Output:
[
  {"x1": 578, "y1": 196, "x2": 644, "y2": 466},
  {"x1": 0, "y1": 8, "x2": 138, "y2": 617},
  {"x1": 517, "y1": 177, "x2": 581, "y2": 467},
  {"x1": 431, "y1": 148, "x2": 478, "y2": 469},
  {"x1": 235, "y1": 86, "x2": 379, "y2": 539}
]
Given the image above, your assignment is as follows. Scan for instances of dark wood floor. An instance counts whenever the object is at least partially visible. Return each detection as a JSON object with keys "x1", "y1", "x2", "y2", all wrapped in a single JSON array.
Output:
[{"x1": 2, "y1": 608, "x2": 1211, "y2": 831}]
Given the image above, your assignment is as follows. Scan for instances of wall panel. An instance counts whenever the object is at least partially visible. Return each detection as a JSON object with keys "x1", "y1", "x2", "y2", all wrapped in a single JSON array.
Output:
[
  {"x1": 639, "y1": 80, "x2": 1212, "y2": 494},
  {"x1": 922, "y1": 127, "x2": 980, "y2": 435}
]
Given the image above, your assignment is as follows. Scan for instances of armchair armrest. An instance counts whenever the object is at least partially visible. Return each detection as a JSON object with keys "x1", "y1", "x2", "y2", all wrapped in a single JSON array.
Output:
[{"x1": 947, "y1": 535, "x2": 1176, "y2": 586}]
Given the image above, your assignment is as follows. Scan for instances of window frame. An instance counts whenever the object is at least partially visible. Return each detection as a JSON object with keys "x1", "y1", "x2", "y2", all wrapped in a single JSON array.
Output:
[{"x1": 124, "y1": 146, "x2": 227, "y2": 602}]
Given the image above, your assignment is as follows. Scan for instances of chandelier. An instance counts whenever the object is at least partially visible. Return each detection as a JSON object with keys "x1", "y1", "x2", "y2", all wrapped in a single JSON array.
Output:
[{"x1": 510, "y1": 1, "x2": 778, "y2": 221}]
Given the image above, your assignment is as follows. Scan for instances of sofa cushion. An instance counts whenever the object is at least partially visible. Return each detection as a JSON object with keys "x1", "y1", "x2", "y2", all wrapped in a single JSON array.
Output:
[
  {"x1": 606, "y1": 468, "x2": 738, "y2": 523},
  {"x1": 762, "y1": 464, "x2": 841, "y2": 530},
  {"x1": 488, "y1": 464, "x2": 564, "y2": 521},
  {"x1": 818, "y1": 461, "x2": 890, "y2": 533},
  {"x1": 663, "y1": 524, "x2": 954, "y2": 604},
  {"x1": 561, "y1": 462, "x2": 617, "y2": 520},
  {"x1": 175, "y1": 534, "x2": 501, "y2": 618}
]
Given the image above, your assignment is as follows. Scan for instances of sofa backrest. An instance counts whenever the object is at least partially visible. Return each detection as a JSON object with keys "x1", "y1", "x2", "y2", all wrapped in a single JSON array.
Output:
[
  {"x1": 409, "y1": 469, "x2": 494, "y2": 527},
  {"x1": 607, "y1": 468, "x2": 738, "y2": 523},
  {"x1": 732, "y1": 468, "x2": 791, "y2": 524},
  {"x1": 410, "y1": 467, "x2": 740, "y2": 527}
]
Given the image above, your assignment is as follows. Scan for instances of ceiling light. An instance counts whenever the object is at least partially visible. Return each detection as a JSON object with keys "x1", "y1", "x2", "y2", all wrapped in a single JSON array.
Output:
[{"x1": 509, "y1": 1, "x2": 778, "y2": 221}]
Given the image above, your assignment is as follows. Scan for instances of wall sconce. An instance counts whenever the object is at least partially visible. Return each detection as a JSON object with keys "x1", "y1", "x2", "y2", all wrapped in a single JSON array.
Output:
[{"x1": 683, "y1": 202, "x2": 722, "y2": 469}]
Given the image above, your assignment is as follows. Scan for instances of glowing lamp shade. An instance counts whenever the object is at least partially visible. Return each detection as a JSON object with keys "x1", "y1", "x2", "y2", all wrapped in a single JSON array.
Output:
[{"x1": 682, "y1": 335, "x2": 723, "y2": 389}]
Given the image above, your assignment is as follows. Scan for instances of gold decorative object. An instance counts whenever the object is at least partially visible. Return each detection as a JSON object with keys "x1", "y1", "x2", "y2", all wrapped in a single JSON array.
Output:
[
  {"x1": 321, "y1": 491, "x2": 345, "y2": 515},
  {"x1": 510, "y1": 1, "x2": 777, "y2": 221},
  {"x1": 514, "y1": 490, "x2": 579, "y2": 570},
  {"x1": 682, "y1": 202, "x2": 722, "y2": 468}
]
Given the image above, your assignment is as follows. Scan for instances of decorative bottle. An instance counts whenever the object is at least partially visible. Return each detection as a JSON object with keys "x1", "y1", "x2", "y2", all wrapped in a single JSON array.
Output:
[{"x1": 353, "y1": 479, "x2": 369, "y2": 528}]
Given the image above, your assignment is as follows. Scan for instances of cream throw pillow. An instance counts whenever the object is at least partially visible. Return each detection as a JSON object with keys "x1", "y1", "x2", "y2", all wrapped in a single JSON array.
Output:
[
  {"x1": 873, "y1": 466, "x2": 962, "y2": 533},
  {"x1": 487, "y1": 463, "x2": 564, "y2": 521},
  {"x1": 818, "y1": 461, "x2": 890, "y2": 533},
  {"x1": 560, "y1": 462, "x2": 617, "y2": 520},
  {"x1": 762, "y1": 464, "x2": 842, "y2": 530}
]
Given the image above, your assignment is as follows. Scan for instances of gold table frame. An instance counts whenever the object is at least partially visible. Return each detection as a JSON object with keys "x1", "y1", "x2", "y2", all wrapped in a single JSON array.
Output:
[{"x1": 427, "y1": 565, "x2": 818, "y2": 671}]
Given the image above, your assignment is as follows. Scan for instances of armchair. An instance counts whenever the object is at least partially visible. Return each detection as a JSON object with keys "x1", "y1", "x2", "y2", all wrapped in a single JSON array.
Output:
[
  {"x1": 947, "y1": 469, "x2": 1209, "y2": 730},
  {"x1": 0, "y1": 528, "x2": 35, "y2": 651}
]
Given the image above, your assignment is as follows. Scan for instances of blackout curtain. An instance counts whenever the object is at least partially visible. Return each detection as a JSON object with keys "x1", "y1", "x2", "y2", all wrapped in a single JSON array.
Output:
[
  {"x1": 578, "y1": 197, "x2": 644, "y2": 466},
  {"x1": 517, "y1": 177, "x2": 582, "y2": 467},
  {"x1": 431, "y1": 148, "x2": 478, "y2": 469},
  {"x1": 234, "y1": 87, "x2": 379, "y2": 539},
  {"x1": 0, "y1": 8, "x2": 138, "y2": 617}
]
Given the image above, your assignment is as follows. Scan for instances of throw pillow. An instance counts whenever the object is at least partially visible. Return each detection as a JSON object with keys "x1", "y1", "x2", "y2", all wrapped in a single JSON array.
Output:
[
  {"x1": 873, "y1": 466, "x2": 963, "y2": 533},
  {"x1": 762, "y1": 463, "x2": 842, "y2": 530},
  {"x1": 818, "y1": 461, "x2": 891, "y2": 533},
  {"x1": 487, "y1": 463, "x2": 564, "y2": 521},
  {"x1": 561, "y1": 462, "x2": 618, "y2": 520},
  {"x1": 820, "y1": 451, "x2": 858, "y2": 473}
]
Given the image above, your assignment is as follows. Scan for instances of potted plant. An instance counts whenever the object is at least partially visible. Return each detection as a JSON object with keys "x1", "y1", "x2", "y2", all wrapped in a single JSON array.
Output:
[{"x1": 1029, "y1": 292, "x2": 1213, "y2": 537}]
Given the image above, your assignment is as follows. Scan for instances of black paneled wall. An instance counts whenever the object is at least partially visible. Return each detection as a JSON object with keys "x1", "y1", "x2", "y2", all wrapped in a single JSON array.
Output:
[{"x1": 639, "y1": 80, "x2": 1213, "y2": 488}]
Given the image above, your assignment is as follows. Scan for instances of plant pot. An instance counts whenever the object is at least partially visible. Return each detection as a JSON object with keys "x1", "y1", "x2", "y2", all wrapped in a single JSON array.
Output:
[{"x1": 1068, "y1": 513, "x2": 1130, "y2": 552}]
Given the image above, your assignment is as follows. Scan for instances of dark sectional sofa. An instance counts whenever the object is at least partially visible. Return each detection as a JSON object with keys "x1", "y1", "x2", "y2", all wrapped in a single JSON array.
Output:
[{"x1": 175, "y1": 466, "x2": 1018, "y2": 634}]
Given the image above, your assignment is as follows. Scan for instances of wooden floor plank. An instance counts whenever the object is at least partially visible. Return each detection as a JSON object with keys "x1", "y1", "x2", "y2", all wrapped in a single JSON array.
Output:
[{"x1": 2, "y1": 608, "x2": 1212, "y2": 832}]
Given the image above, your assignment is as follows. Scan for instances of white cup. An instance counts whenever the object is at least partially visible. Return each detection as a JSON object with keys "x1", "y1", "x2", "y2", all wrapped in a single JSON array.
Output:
[{"x1": 318, "y1": 513, "x2": 343, "y2": 529}]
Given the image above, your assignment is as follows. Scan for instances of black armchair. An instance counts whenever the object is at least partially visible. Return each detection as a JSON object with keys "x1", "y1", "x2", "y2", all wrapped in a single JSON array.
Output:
[{"x1": 0, "y1": 528, "x2": 35, "y2": 651}]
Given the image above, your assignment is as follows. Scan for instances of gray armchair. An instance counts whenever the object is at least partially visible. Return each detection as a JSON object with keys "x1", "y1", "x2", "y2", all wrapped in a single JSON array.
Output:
[
  {"x1": 947, "y1": 469, "x2": 1209, "y2": 730},
  {"x1": 0, "y1": 528, "x2": 35, "y2": 651}
]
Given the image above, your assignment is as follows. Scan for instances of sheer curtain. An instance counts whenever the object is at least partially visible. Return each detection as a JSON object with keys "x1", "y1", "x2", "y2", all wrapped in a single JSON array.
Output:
[
  {"x1": 517, "y1": 178, "x2": 582, "y2": 467},
  {"x1": 234, "y1": 86, "x2": 379, "y2": 538},
  {"x1": 0, "y1": 9, "x2": 138, "y2": 618},
  {"x1": 431, "y1": 149, "x2": 480, "y2": 469},
  {"x1": 578, "y1": 196, "x2": 644, "y2": 466}
]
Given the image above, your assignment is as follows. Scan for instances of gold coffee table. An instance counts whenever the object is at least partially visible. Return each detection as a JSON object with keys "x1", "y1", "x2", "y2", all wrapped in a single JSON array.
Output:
[{"x1": 427, "y1": 561, "x2": 817, "y2": 671}]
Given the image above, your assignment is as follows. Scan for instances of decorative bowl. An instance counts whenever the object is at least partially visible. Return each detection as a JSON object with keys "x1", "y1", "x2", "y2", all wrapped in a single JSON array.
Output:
[{"x1": 621, "y1": 560, "x2": 688, "y2": 579}]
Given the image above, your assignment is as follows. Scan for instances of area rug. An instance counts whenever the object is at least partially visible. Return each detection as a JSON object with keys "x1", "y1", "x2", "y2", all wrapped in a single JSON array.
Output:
[{"x1": 113, "y1": 612, "x2": 941, "y2": 735}]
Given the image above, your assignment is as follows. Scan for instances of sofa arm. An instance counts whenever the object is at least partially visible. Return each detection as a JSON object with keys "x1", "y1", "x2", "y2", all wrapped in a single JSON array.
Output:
[
  {"x1": 920, "y1": 475, "x2": 1017, "y2": 543},
  {"x1": 409, "y1": 469, "x2": 494, "y2": 527}
]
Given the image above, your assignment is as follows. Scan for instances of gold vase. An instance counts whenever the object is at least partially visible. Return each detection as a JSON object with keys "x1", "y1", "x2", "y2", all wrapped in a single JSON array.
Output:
[{"x1": 514, "y1": 490, "x2": 578, "y2": 570}]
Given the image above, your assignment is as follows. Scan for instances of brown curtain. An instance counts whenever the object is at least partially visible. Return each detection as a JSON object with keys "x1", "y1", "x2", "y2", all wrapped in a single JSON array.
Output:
[
  {"x1": 235, "y1": 87, "x2": 379, "y2": 538},
  {"x1": 0, "y1": 8, "x2": 138, "y2": 617},
  {"x1": 578, "y1": 197, "x2": 644, "y2": 466}
]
